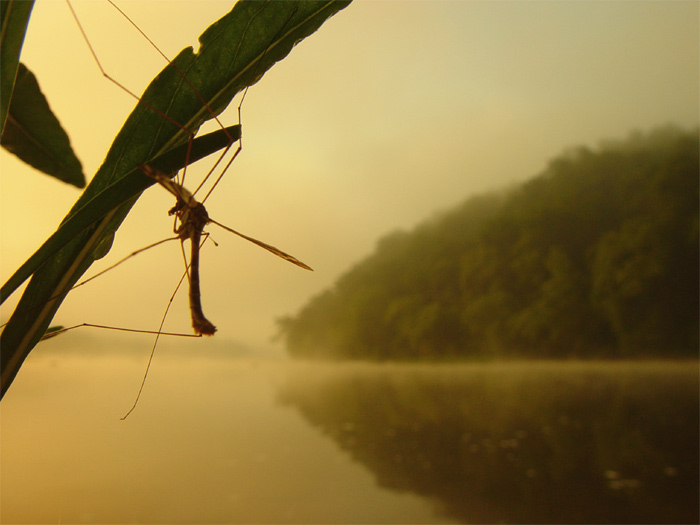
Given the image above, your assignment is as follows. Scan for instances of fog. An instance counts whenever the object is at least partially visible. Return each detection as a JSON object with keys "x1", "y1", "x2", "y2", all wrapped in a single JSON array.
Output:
[
  {"x1": 2, "y1": 344, "x2": 696, "y2": 523},
  {"x1": 1, "y1": 0, "x2": 698, "y2": 351}
]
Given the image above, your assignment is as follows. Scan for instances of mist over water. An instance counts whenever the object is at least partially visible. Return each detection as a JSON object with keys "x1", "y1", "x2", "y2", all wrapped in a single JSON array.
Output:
[{"x1": 2, "y1": 337, "x2": 697, "y2": 524}]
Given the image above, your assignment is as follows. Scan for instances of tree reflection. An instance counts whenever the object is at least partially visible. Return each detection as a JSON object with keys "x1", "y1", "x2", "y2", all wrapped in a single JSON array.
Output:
[{"x1": 278, "y1": 362, "x2": 699, "y2": 524}]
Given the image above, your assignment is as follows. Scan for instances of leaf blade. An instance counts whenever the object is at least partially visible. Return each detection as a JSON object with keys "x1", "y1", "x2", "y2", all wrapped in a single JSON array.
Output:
[
  {"x1": 0, "y1": 0, "x2": 352, "y2": 398},
  {"x1": 0, "y1": 0, "x2": 34, "y2": 136},
  {"x1": 0, "y1": 126, "x2": 238, "y2": 304},
  {"x1": 1, "y1": 63, "x2": 86, "y2": 187}
]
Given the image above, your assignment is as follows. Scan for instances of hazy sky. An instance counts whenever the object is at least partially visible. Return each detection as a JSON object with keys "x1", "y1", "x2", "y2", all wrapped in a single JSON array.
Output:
[{"x1": 1, "y1": 0, "x2": 698, "y2": 352}]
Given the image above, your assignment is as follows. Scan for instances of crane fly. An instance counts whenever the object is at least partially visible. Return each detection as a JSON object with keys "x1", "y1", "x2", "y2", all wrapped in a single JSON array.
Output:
[
  {"x1": 57, "y1": 0, "x2": 309, "y2": 340},
  {"x1": 139, "y1": 164, "x2": 311, "y2": 337},
  {"x1": 0, "y1": 1, "x2": 314, "y2": 416}
]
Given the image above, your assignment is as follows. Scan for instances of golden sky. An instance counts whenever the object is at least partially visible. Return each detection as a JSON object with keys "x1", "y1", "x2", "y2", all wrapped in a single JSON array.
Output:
[{"x1": 1, "y1": 0, "x2": 698, "y2": 352}]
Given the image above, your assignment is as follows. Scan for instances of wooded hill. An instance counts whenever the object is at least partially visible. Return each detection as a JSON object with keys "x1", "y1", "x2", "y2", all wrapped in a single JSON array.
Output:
[{"x1": 277, "y1": 126, "x2": 699, "y2": 360}]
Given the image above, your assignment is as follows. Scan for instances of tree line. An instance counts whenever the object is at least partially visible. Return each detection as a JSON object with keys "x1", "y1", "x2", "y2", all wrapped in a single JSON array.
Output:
[{"x1": 277, "y1": 125, "x2": 699, "y2": 360}]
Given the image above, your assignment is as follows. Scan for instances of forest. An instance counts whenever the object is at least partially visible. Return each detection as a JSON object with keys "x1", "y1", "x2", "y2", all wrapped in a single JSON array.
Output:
[{"x1": 277, "y1": 126, "x2": 699, "y2": 360}]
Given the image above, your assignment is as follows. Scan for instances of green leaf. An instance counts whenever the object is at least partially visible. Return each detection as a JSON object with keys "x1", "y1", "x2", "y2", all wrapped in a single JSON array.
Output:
[
  {"x1": 1, "y1": 63, "x2": 86, "y2": 187},
  {"x1": 0, "y1": 125, "x2": 238, "y2": 304},
  {"x1": 0, "y1": 0, "x2": 352, "y2": 399},
  {"x1": 0, "y1": 0, "x2": 34, "y2": 136}
]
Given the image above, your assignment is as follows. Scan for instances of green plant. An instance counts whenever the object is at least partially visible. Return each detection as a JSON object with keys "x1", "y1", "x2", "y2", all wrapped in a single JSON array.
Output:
[{"x1": 0, "y1": 0, "x2": 352, "y2": 399}]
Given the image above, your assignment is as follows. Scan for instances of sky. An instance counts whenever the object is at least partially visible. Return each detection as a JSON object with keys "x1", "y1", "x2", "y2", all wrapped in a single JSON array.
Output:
[{"x1": 1, "y1": 0, "x2": 698, "y2": 354}]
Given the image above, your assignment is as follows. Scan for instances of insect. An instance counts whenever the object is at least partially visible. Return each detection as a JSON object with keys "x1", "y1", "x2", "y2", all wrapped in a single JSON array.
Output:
[
  {"x1": 139, "y1": 163, "x2": 312, "y2": 337},
  {"x1": 0, "y1": 0, "x2": 344, "y2": 408},
  {"x1": 61, "y1": 0, "x2": 311, "y2": 332},
  {"x1": 112, "y1": 163, "x2": 312, "y2": 419},
  {"x1": 70, "y1": 1, "x2": 313, "y2": 417}
]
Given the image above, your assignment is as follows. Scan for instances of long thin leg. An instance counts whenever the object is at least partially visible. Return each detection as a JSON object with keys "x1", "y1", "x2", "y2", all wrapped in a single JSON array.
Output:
[
  {"x1": 121, "y1": 263, "x2": 191, "y2": 420},
  {"x1": 73, "y1": 236, "x2": 179, "y2": 291},
  {"x1": 41, "y1": 323, "x2": 200, "y2": 340},
  {"x1": 65, "y1": 0, "x2": 240, "y2": 188},
  {"x1": 0, "y1": 237, "x2": 181, "y2": 333}
]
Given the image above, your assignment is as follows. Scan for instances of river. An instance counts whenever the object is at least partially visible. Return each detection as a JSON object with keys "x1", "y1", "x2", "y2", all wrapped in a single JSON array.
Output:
[{"x1": 1, "y1": 337, "x2": 697, "y2": 523}]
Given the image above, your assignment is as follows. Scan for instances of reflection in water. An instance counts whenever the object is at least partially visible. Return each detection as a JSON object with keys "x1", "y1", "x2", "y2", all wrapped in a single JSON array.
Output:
[
  {"x1": 2, "y1": 342, "x2": 697, "y2": 524},
  {"x1": 278, "y1": 361, "x2": 699, "y2": 524},
  {"x1": 1, "y1": 341, "x2": 452, "y2": 524}
]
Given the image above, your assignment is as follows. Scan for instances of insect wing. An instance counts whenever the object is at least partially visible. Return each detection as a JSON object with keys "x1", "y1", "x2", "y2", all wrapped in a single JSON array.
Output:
[{"x1": 209, "y1": 219, "x2": 313, "y2": 271}]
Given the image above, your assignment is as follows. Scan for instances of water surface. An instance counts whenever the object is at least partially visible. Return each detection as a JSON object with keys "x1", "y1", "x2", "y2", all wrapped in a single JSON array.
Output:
[{"x1": 1, "y1": 339, "x2": 697, "y2": 523}]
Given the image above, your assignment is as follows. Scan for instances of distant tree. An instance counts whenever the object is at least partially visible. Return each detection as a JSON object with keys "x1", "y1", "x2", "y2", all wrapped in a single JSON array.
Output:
[{"x1": 277, "y1": 126, "x2": 699, "y2": 360}]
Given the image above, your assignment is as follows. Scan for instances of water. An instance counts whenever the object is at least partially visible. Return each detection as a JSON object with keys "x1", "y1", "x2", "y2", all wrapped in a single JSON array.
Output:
[{"x1": 1, "y1": 338, "x2": 697, "y2": 524}]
